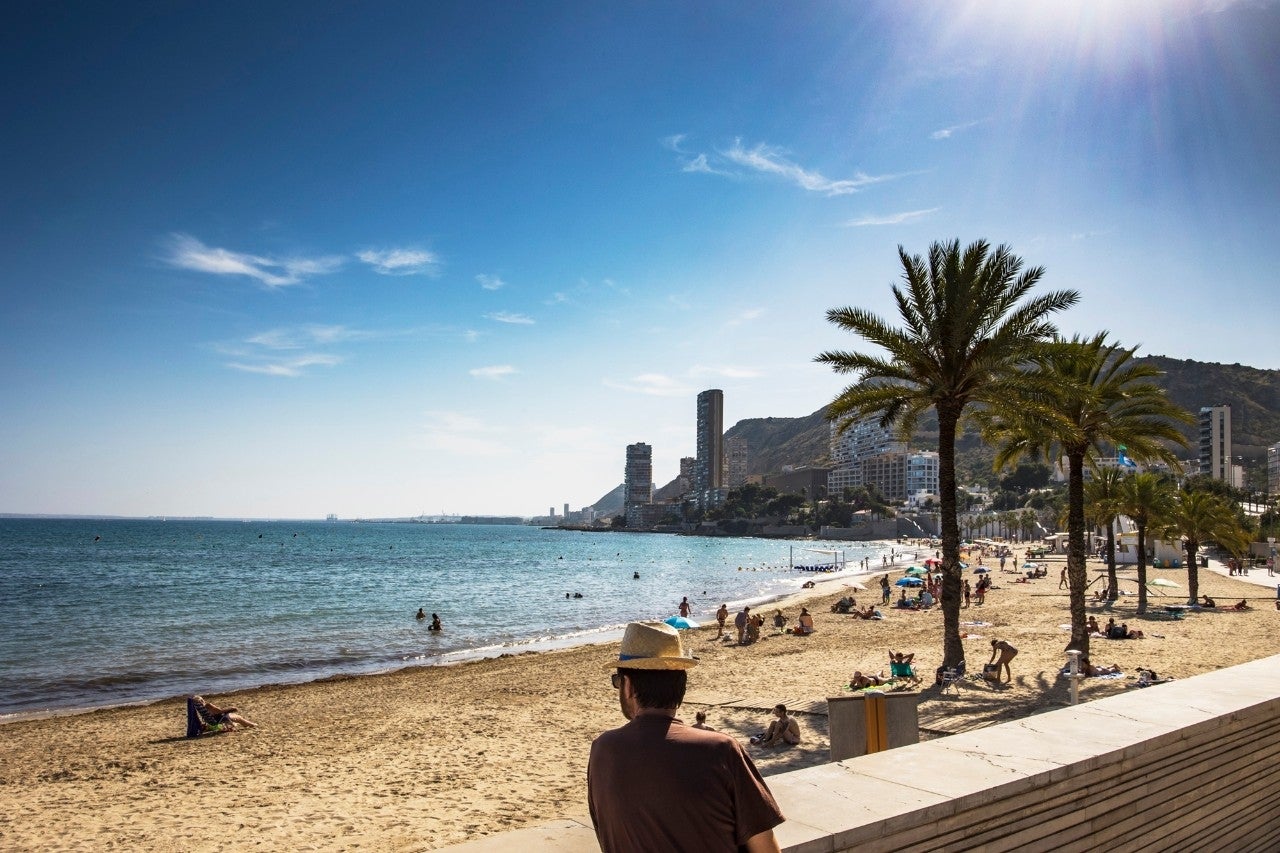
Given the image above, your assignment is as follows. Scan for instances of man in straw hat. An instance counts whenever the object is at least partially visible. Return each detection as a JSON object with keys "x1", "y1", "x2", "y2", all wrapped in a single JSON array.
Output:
[{"x1": 587, "y1": 621, "x2": 784, "y2": 852}]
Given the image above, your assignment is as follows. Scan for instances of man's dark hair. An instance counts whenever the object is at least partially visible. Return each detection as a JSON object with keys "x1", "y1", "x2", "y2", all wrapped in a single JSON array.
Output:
[{"x1": 619, "y1": 668, "x2": 687, "y2": 710}]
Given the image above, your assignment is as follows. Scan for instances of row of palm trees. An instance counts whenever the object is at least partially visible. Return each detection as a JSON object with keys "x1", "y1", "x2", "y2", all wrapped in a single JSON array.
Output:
[{"x1": 817, "y1": 239, "x2": 1249, "y2": 666}]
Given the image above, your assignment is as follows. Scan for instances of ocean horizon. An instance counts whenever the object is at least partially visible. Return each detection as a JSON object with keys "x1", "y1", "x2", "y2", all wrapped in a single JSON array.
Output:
[{"x1": 0, "y1": 518, "x2": 905, "y2": 721}]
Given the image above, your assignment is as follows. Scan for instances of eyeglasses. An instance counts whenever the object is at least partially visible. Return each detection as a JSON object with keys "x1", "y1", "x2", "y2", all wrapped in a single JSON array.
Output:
[{"x1": 611, "y1": 672, "x2": 623, "y2": 690}]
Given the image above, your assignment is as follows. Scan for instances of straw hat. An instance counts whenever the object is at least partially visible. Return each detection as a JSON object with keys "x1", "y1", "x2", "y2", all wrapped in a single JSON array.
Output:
[{"x1": 608, "y1": 621, "x2": 698, "y2": 670}]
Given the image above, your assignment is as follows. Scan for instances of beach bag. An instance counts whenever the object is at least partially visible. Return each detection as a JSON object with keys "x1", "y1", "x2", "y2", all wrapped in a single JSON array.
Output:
[{"x1": 982, "y1": 663, "x2": 999, "y2": 682}]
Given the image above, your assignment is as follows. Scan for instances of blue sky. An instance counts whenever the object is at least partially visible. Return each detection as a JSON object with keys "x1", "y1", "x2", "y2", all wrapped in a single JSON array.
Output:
[{"x1": 3, "y1": 1, "x2": 1277, "y2": 519}]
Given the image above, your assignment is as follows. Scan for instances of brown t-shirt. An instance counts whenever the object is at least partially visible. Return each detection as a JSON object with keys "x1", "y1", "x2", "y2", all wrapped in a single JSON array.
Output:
[{"x1": 587, "y1": 712, "x2": 784, "y2": 853}]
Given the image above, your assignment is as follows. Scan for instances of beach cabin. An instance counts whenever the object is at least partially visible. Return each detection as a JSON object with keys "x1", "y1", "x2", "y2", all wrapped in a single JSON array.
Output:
[{"x1": 1114, "y1": 531, "x2": 1185, "y2": 567}]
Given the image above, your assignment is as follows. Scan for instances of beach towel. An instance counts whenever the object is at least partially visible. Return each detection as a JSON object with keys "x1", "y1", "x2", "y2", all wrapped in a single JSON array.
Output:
[{"x1": 845, "y1": 679, "x2": 903, "y2": 693}]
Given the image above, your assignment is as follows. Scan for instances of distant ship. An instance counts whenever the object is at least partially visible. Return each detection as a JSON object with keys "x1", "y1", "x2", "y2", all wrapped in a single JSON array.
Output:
[{"x1": 326, "y1": 514, "x2": 338, "y2": 522}]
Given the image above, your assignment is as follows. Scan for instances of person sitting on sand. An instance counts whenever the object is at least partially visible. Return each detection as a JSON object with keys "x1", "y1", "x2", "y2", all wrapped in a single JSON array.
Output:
[
  {"x1": 772, "y1": 609, "x2": 788, "y2": 631},
  {"x1": 1086, "y1": 615, "x2": 1100, "y2": 634},
  {"x1": 751, "y1": 704, "x2": 801, "y2": 747},
  {"x1": 856, "y1": 604, "x2": 883, "y2": 620},
  {"x1": 793, "y1": 608, "x2": 815, "y2": 636},
  {"x1": 187, "y1": 695, "x2": 257, "y2": 737},
  {"x1": 1233, "y1": 599, "x2": 1251, "y2": 611},
  {"x1": 746, "y1": 612, "x2": 763, "y2": 644},
  {"x1": 1200, "y1": 594, "x2": 1216, "y2": 608},
  {"x1": 919, "y1": 589, "x2": 935, "y2": 609},
  {"x1": 889, "y1": 650, "x2": 920, "y2": 684},
  {"x1": 832, "y1": 596, "x2": 855, "y2": 614},
  {"x1": 692, "y1": 710, "x2": 715, "y2": 731},
  {"x1": 850, "y1": 670, "x2": 886, "y2": 690}
]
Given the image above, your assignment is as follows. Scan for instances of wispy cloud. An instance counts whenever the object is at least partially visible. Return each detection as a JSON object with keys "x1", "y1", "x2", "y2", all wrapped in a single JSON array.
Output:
[
  {"x1": 357, "y1": 248, "x2": 440, "y2": 276},
  {"x1": 419, "y1": 411, "x2": 513, "y2": 456},
  {"x1": 603, "y1": 373, "x2": 695, "y2": 398},
  {"x1": 662, "y1": 133, "x2": 689, "y2": 152},
  {"x1": 844, "y1": 208, "x2": 941, "y2": 227},
  {"x1": 217, "y1": 323, "x2": 386, "y2": 376},
  {"x1": 723, "y1": 139, "x2": 893, "y2": 196},
  {"x1": 226, "y1": 353, "x2": 343, "y2": 377},
  {"x1": 164, "y1": 233, "x2": 343, "y2": 288},
  {"x1": 462, "y1": 329, "x2": 481, "y2": 343},
  {"x1": 485, "y1": 311, "x2": 535, "y2": 325},
  {"x1": 470, "y1": 364, "x2": 517, "y2": 379},
  {"x1": 725, "y1": 307, "x2": 765, "y2": 327},
  {"x1": 682, "y1": 153, "x2": 732, "y2": 176},
  {"x1": 930, "y1": 119, "x2": 987, "y2": 140},
  {"x1": 476, "y1": 273, "x2": 505, "y2": 290}
]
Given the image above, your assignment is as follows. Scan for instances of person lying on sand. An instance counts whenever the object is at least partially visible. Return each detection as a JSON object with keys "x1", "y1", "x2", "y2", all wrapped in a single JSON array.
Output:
[{"x1": 849, "y1": 670, "x2": 886, "y2": 690}]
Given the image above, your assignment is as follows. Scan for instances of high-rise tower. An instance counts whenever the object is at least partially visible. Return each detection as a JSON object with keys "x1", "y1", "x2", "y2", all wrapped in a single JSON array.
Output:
[
  {"x1": 695, "y1": 389, "x2": 724, "y2": 507},
  {"x1": 624, "y1": 442, "x2": 653, "y2": 526},
  {"x1": 1199, "y1": 405, "x2": 1232, "y2": 481}
]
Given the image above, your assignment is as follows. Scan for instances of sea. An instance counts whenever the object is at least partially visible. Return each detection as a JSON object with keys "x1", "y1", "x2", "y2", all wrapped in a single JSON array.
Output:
[{"x1": 0, "y1": 518, "x2": 900, "y2": 720}]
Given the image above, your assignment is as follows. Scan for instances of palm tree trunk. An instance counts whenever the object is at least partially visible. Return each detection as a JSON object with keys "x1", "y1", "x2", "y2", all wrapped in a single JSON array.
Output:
[
  {"x1": 937, "y1": 405, "x2": 964, "y2": 669},
  {"x1": 1136, "y1": 524, "x2": 1149, "y2": 615},
  {"x1": 1105, "y1": 521, "x2": 1117, "y2": 602},
  {"x1": 1065, "y1": 453, "x2": 1089, "y2": 655},
  {"x1": 1185, "y1": 540, "x2": 1200, "y2": 605}
]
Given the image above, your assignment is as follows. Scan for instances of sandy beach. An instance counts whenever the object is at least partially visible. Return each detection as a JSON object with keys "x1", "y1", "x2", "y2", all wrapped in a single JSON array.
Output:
[{"x1": 4, "y1": 555, "x2": 1279, "y2": 852}]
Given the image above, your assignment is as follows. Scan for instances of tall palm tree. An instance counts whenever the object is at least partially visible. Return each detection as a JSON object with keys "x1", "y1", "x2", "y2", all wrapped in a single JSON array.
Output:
[
  {"x1": 1117, "y1": 472, "x2": 1174, "y2": 615},
  {"x1": 978, "y1": 334, "x2": 1189, "y2": 651},
  {"x1": 816, "y1": 239, "x2": 1078, "y2": 669},
  {"x1": 1161, "y1": 490, "x2": 1250, "y2": 605},
  {"x1": 1084, "y1": 465, "x2": 1126, "y2": 602}
]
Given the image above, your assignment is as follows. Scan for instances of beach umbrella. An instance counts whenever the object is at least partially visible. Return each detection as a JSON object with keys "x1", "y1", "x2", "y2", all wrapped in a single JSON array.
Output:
[
  {"x1": 844, "y1": 581, "x2": 868, "y2": 591},
  {"x1": 895, "y1": 576, "x2": 924, "y2": 587},
  {"x1": 1150, "y1": 578, "x2": 1180, "y2": 588},
  {"x1": 924, "y1": 558, "x2": 942, "y2": 567},
  {"x1": 664, "y1": 616, "x2": 699, "y2": 630},
  {"x1": 905, "y1": 566, "x2": 929, "y2": 576}
]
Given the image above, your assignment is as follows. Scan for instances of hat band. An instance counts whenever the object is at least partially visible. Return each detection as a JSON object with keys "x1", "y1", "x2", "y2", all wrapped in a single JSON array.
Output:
[{"x1": 619, "y1": 653, "x2": 685, "y2": 661}]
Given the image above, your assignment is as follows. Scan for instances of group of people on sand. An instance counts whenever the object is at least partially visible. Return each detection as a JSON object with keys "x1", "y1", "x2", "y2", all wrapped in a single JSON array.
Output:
[
  {"x1": 716, "y1": 604, "x2": 814, "y2": 645},
  {"x1": 1090, "y1": 616, "x2": 1144, "y2": 640}
]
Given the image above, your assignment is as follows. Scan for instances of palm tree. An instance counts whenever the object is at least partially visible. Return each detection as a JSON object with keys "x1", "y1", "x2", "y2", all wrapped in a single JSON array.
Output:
[
  {"x1": 1084, "y1": 466, "x2": 1126, "y2": 602},
  {"x1": 1117, "y1": 472, "x2": 1174, "y2": 615},
  {"x1": 979, "y1": 335, "x2": 1188, "y2": 652},
  {"x1": 1161, "y1": 490, "x2": 1250, "y2": 605},
  {"x1": 816, "y1": 239, "x2": 1078, "y2": 669}
]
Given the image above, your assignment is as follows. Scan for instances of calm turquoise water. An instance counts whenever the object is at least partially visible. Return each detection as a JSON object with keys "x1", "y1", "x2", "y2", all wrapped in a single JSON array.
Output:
[{"x1": 0, "y1": 518, "x2": 891, "y2": 718}]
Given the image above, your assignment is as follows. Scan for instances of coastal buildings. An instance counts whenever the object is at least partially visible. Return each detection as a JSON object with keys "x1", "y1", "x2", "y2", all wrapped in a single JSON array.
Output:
[
  {"x1": 725, "y1": 436, "x2": 748, "y2": 488},
  {"x1": 624, "y1": 442, "x2": 653, "y2": 528},
  {"x1": 695, "y1": 389, "x2": 724, "y2": 508},
  {"x1": 826, "y1": 416, "x2": 938, "y2": 503},
  {"x1": 1198, "y1": 405, "x2": 1233, "y2": 482}
]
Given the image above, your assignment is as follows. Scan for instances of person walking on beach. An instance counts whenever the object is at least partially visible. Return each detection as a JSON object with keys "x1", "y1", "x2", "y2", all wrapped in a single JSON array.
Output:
[
  {"x1": 715, "y1": 603, "x2": 729, "y2": 638},
  {"x1": 588, "y1": 621, "x2": 784, "y2": 853},
  {"x1": 963, "y1": 579, "x2": 971, "y2": 608},
  {"x1": 880, "y1": 574, "x2": 891, "y2": 605},
  {"x1": 678, "y1": 597, "x2": 692, "y2": 618},
  {"x1": 1059, "y1": 567, "x2": 1068, "y2": 590},
  {"x1": 735, "y1": 606, "x2": 750, "y2": 645}
]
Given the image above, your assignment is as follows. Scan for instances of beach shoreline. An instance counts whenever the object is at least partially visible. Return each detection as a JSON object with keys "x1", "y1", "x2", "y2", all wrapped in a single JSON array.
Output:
[{"x1": 6, "y1": 553, "x2": 1275, "y2": 851}]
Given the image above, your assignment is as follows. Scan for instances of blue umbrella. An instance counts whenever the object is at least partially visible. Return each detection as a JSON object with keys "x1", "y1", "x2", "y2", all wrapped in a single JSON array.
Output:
[
  {"x1": 664, "y1": 615, "x2": 700, "y2": 630},
  {"x1": 895, "y1": 577, "x2": 924, "y2": 587}
]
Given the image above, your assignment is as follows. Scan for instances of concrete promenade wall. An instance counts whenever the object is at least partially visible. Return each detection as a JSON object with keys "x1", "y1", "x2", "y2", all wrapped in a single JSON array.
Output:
[{"x1": 440, "y1": 654, "x2": 1280, "y2": 852}]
